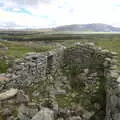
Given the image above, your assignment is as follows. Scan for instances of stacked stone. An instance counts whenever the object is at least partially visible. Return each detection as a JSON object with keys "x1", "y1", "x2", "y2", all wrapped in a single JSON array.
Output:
[
  {"x1": 6, "y1": 53, "x2": 47, "y2": 89},
  {"x1": 103, "y1": 51, "x2": 120, "y2": 120},
  {"x1": 64, "y1": 42, "x2": 106, "y2": 71}
]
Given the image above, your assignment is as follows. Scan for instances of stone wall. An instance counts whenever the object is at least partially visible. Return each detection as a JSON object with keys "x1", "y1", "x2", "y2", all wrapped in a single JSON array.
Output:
[
  {"x1": 1, "y1": 46, "x2": 65, "y2": 89},
  {"x1": 64, "y1": 43, "x2": 105, "y2": 71},
  {"x1": 104, "y1": 53, "x2": 120, "y2": 120},
  {"x1": 0, "y1": 42, "x2": 119, "y2": 120},
  {"x1": 63, "y1": 43, "x2": 120, "y2": 120}
]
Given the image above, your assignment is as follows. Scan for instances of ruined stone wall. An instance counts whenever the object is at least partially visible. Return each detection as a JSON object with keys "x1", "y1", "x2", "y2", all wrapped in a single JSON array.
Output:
[
  {"x1": 104, "y1": 53, "x2": 120, "y2": 120},
  {"x1": 1, "y1": 46, "x2": 65, "y2": 89},
  {"x1": 64, "y1": 43, "x2": 120, "y2": 120},
  {"x1": 63, "y1": 43, "x2": 120, "y2": 120},
  {"x1": 64, "y1": 43, "x2": 105, "y2": 71},
  {"x1": 0, "y1": 43, "x2": 120, "y2": 120}
]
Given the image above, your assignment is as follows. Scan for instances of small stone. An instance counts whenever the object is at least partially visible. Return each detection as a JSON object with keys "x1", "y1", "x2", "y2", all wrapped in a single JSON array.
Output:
[
  {"x1": 69, "y1": 116, "x2": 82, "y2": 120},
  {"x1": 110, "y1": 65, "x2": 117, "y2": 70},
  {"x1": 85, "y1": 42, "x2": 95, "y2": 46},
  {"x1": 105, "y1": 58, "x2": 112, "y2": 62},
  {"x1": 57, "y1": 118, "x2": 64, "y2": 120},
  {"x1": 103, "y1": 61, "x2": 111, "y2": 67},
  {"x1": 7, "y1": 68, "x2": 12, "y2": 73},
  {"x1": 117, "y1": 76, "x2": 120, "y2": 83},
  {"x1": 94, "y1": 103, "x2": 101, "y2": 110},
  {"x1": 111, "y1": 52, "x2": 118, "y2": 56},
  {"x1": 113, "y1": 86, "x2": 120, "y2": 95},
  {"x1": 101, "y1": 49, "x2": 109, "y2": 53},
  {"x1": 74, "y1": 42, "x2": 81, "y2": 46},
  {"x1": 6, "y1": 73, "x2": 12, "y2": 78},
  {"x1": 111, "y1": 72, "x2": 119, "y2": 79},
  {"x1": 82, "y1": 111, "x2": 94, "y2": 120},
  {"x1": 11, "y1": 74, "x2": 18, "y2": 79},
  {"x1": 20, "y1": 63, "x2": 25, "y2": 65},
  {"x1": 98, "y1": 47, "x2": 102, "y2": 50},
  {"x1": 84, "y1": 69, "x2": 89, "y2": 74},
  {"x1": 54, "y1": 89, "x2": 66, "y2": 95},
  {"x1": 26, "y1": 52, "x2": 36, "y2": 56},
  {"x1": 14, "y1": 59, "x2": 23, "y2": 64}
]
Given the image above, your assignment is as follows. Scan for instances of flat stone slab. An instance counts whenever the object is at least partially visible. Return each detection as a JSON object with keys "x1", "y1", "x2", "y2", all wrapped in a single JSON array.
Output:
[
  {"x1": 0, "y1": 76, "x2": 9, "y2": 81},
  {"x1": 0, "y1": 88, "x2": 18, "y2": 101}
]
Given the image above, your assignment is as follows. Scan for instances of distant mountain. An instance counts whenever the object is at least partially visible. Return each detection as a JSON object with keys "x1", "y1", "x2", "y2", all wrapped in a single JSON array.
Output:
[{"x1": 54, "y1": 23, "x2": 120, "y2": 32}]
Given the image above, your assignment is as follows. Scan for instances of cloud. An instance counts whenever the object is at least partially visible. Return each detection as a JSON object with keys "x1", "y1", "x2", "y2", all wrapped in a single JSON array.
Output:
[
  {"x1": 0, "y1": 0, "x2": 120, "y2": 28},
  {"x1": 114, "y1": 4, "x2": 120, "y2": 7},
  {"x1": 1, "y1": 0, "x2": 53, "y2": 8},
  {"x1": 0, "y1": 7, "x2": 55, "y2": 28},
  {"x1": 0, "y1": 22, "x2": 20, "y2": 28}
]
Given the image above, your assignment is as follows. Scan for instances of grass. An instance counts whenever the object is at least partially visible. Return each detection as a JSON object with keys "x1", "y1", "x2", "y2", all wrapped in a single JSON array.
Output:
[
  {"x1": 1, "y1": 31, "x2": 120, "y2": 41},
  {"x1": 0, "y1": 41, "x2": 55, "y2": 57},
  {"x1": 0, "y1": 60, "x2": 9, "y2": 73}
]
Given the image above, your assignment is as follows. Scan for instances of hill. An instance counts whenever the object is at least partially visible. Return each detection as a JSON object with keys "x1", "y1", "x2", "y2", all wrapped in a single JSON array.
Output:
[{"x1": 54, "y1": 23, "x2": 120, "y2": 32}]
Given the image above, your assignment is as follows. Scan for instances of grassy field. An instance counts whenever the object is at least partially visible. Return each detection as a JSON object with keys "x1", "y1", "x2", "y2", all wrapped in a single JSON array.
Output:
[
  {"x1": 0, "y1": 31, "x2": 120, "y2": 41},
  {"x1": 0, "y1": 41, "x2": 56, "y2": 57},
  {"x1": 0, "y1": 32, "x2": 120, "y2": 73}
]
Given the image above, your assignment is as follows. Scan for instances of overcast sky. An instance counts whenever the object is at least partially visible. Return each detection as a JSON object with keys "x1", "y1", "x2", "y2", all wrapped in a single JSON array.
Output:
[{"x1": 0, "y1": 0, "x2": 120, "y2": 28}]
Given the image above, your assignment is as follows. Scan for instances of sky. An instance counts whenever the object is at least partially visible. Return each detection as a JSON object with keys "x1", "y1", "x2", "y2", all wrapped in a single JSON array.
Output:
[{"x1": 0, "y1": 0, "x2": 120, "y2": 28}]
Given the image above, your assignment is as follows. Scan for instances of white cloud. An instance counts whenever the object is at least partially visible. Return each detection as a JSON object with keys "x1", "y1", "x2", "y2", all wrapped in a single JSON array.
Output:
[
  {"x1": 12, "y1": 8, "x2": 21, "y2": 12},
  {"x1": 0, "y1": 0, "x2": 120, "y2": 28},
  {"x1": 0, "y1": 8, "x2": 54, "y2": 28}
]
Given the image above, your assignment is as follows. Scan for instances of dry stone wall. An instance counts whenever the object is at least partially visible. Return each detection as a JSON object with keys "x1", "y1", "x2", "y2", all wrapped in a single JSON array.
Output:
[
  {"x1": 0, "y1": 42, "x2": 119, "y2": 120},
  {"x1": 1, "y1": 46, "x2": 65, "y2": 89},
  {"x1": 63, "y1": 43, "x2": 120, "y2": 120},
  {"x1": 104, "y1": 54, "x2": 120, "y2": 120}
]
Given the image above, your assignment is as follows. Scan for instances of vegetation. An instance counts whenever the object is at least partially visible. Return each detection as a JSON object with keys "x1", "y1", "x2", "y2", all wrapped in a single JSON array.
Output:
[
  {"x1": 0, "y1": 31, "x2": 120, "y2": 41},
  {"x1": 0, "y1": 60, "x2": 9, "y2": 73}
]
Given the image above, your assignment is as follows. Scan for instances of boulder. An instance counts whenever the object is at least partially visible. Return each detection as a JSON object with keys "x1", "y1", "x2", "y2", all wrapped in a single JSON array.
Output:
[{"x1": 31, "y1": 107, "x2": 54, "y2": 120}]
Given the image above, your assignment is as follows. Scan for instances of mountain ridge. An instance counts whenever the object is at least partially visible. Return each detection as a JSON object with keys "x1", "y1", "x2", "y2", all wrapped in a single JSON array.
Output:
[{"x1": 53, "y1": 23, "x2": 120, "y2": 32}]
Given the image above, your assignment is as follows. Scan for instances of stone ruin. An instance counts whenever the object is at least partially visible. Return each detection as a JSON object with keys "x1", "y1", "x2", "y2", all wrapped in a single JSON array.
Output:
[{"x1": 0, "y1": 42, "x2": 119, "y2": 120}]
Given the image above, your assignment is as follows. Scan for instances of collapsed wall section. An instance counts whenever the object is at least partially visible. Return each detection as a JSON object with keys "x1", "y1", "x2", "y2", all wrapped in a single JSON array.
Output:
[{"x1": 0, "y1": 46, "x2": 65, "y2": 93}]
